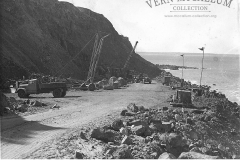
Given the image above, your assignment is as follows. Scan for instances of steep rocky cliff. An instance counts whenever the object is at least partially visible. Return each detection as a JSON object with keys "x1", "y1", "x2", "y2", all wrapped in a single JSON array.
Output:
[{"x1": 0, "y1": 0, "x2": 161, "y2": 83}]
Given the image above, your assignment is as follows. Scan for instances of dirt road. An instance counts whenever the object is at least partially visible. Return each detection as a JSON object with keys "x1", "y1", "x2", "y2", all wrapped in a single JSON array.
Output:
[{"x1": 1, "y1": 81, "x2": 173, "y2": 159}]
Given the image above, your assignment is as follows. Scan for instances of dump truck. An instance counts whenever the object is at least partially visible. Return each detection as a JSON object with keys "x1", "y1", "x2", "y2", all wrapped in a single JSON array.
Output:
[{"x1": 15, "y1": 79, "x2": 67, "y2": 98}]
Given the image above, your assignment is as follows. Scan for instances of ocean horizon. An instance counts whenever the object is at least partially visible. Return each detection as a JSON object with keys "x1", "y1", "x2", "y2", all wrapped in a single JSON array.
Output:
[{"x1": 139, "y1": 52, "x2": 240, "y2": 104}]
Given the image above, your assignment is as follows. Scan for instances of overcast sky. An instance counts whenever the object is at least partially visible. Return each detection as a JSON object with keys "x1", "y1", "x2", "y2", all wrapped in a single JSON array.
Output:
[{"x1": 59, "y1": 0, "x2": 239, "y2": 54}]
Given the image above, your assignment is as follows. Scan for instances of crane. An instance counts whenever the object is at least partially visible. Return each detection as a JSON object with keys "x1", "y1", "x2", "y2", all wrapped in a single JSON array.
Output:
[
  {"x1": 84, "y1": 33, "x2": 110, "y2": 91},
  {"x1": 123, "y1": 41, "x2": 138, "y2": 70}
]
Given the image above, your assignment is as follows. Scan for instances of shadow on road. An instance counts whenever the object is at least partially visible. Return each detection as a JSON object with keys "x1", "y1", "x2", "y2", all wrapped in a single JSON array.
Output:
[
  {"x1": 1, "y1": 115, "x2": 64, "y2": 145},
  {"x1": 26, "y1": 95, "x2": 82, "y2": 99}
]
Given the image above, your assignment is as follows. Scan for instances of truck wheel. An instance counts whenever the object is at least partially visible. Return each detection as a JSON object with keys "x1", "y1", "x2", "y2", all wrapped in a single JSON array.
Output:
[
  {"x1": 88, "y1": 83, "x2": 95, "y2": 91},
  {"x1": 18, "y1": 90, "x2": 26, "y2": 98},
  {"x1": 53, "y1": 89, "x2": 62, "y2": 98},
  {"x1": 61, "y1": 90, "x2": 67, "y2": 97}
]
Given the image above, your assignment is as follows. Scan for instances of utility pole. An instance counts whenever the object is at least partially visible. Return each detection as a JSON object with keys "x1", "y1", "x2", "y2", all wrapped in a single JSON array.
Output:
[
  {"x1": 180, "y1": 54, "x2": 184, "y2": 86},
  {"x1": 199, "y1": 47, "x2": 205, "y2": 88}
]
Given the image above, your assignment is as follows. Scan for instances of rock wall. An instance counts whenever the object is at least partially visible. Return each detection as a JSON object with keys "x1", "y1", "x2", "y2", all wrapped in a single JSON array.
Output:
[{"x1": 0, "y1": 0, "x2": 161, "y2": 82}]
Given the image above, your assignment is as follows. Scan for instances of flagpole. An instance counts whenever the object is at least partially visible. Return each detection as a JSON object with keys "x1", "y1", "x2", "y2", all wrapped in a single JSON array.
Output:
[{"x1": 199, "y1": 47, "x2": 205, "y2": 88}]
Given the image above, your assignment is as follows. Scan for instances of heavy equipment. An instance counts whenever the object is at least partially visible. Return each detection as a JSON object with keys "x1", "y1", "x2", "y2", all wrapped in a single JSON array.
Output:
[
  {"x1": 82, "y1": 33, "x2": 110, "y2": 91},
  {"x1": 15, "y1": 78, "x2": 68, "y2": 98}
]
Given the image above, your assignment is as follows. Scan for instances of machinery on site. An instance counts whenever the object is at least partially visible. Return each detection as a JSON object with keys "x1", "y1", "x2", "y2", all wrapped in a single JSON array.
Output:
[
  {"x1": 81, "y1": 33, "x2": 110, "y2": 91},
  {"x1": 143, "y1": 76, "x2": 152, "y2": 84},
  {"x1": 15, "y1": 78, "x2": 68, "y2": 98}
]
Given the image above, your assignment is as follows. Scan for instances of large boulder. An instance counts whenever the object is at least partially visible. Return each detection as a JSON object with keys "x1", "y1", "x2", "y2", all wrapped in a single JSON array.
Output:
[
  {"x1": 118, "y1": 77, "x2": 127, "y2": 86},
  {"x1": 111, "y1": 119, "x2": 124, "y2": 131},
  {"x1": 178, "y1": 151, "x2": 220, "y2": 159},
  {"x1": 113, "y1": 81, "x2": 119, "y2": 89},
  {"x1": 131, "y1": 125, "x2": 146, "y2": 136},
  {"x1": 127, "y1": 103, "x2": 138, "y2": 112},
  {"x1": 109, "y1": 77, "x2": 117, "y2": 86},
  {"x1": 167, "y1": 133, "x2": 184, "y2": 157},
  {"x1": 158, "y1": 152, "x2": 176, "y2": 159},
  {"x1": 90, "y1": 128, "x2": 117, "y2": 142},
  {"x1": 168, "y1": 133, "x2": 182, "y2": 147},
  {"x1": 101, "y1": 79, "x2": 108, "y2": 85},
  {"x1": 96, "y1": 81, "x2": 104, "y2": 89}
]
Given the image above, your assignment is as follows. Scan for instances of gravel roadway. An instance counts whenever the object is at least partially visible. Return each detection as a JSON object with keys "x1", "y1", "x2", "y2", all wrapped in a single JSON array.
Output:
[{"x1": 1, "y1": 81, "x2": 173, "y2": 159}]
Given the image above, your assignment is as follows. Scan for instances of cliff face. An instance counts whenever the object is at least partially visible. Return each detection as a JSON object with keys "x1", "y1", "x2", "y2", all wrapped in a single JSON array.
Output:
[{"x1": 0, "y1": 0, "x2": 161, "y2": 82}]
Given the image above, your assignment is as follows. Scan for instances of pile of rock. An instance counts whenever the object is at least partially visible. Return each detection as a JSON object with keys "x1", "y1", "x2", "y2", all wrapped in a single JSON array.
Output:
[
  {"x1": 86, "y1": 100, "x2": 240, "y2": 159},
  {"x1": 0, "y1": 92, "x2": 47, "y2": 115}
]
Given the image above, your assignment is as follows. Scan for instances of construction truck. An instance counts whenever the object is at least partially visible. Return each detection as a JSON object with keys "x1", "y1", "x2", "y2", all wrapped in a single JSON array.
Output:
[
  {"x1": 143, "y1": 76, "x2": 152, "y2": 84},
  {"x1": 15, "y1": 78, "x2": 68, "y2": 98}
]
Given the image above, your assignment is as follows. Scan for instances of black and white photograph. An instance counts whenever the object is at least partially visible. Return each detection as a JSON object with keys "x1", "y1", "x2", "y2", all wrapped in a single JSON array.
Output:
[{"x1": 0, "y1": 0, "x2": 239, "y2": 159}]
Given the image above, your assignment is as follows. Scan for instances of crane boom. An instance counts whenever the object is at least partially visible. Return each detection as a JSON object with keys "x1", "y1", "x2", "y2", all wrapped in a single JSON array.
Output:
[{"x1": 123, "y1": 41, "x2": 138, "y2": 69}]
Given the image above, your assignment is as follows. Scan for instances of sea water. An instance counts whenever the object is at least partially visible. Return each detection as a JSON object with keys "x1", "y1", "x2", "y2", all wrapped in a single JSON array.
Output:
[{"x1": 140, "y1": 52, "x2": 240, "y2": 104}]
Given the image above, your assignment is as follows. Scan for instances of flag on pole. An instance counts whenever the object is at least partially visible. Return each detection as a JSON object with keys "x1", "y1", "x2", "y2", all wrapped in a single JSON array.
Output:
[{"x1": 199, "y1": 47, "x2": 204, "y2": 51}]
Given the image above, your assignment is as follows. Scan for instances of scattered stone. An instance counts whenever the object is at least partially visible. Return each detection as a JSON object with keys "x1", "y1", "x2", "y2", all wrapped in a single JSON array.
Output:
[
  {"x1": 189, "y1": 143, "x2": 196, "y2": 149},
  {"x1": 79, "y1": 132, "x2": 87, "y2": 140},
  {"x1": 218, "y1": 144, "x2": 225, "y2": 151},
  {"x1": 186, "y1": 118, "x2": 194, "y2": 125},
  {"x1": 33, "y1": 100, "x2": 42, "y2": 107},
  {"x1": 189, "y1": 130, "x2": 198, "y2": 140},
  {"x1": 17, "y1": 104, "x2": 28, "y2": 112},
  {"x1": 112, "y1": 147, "x2": 133, "y2": 159},
  {"x1": 108, "y1": 142, "x2": 114, "y2": 145},
  {"x1": 151, "y1": 152, "x2": 158, "y2": 158},
  {"x1": 90, "y1": 128, "x2": 117, "y2": 142},
  {"x1": 161, "y1": 122, "x2": 172, "y2": 132},
  {"x1": 127, "y1": 103, "x2": 138, "y2": 112},
  {"x1": 163, "y1": 107, "x2": 168, "y2": 111},
  {"x1": 105, "y1": 148, "x2": 116, "y2": 155},
  {"x1": 75, "y1": 151, "x2": 84, "y2": 159},
  {"x1": 51, "y1": 104, "x2": 60, "y2": 109},
  {"x1": 144, "y1": 128, "x2": 152, "y2": 136},
  {"x1": 158, "y1": 152, "x2": 176, "y2": 159},
  {"x1": 131, "y1": 125, "x2": 146, "y2": 136},
  {"x1": 168, "y1": 133, "x2": 182, "y2": 147},
  {"x1": 191, "y1": 109, "x2": 204, "y2": 114},
  {"x1": 175, "y1": 114, "x2": 182, "y2": 121},
  {"x1": 125, "y1": 112, "x2": 135, "y2": 116},
  {"x1": 111, "y1": 119, "x2": 124, "y2": 131},
  {"x1": 120, "y1": 109, "x2": 128, "y2": 116},
  {"x1": 129, "y1": 120, "x2": 148, "y2": 127},
  {"x1": 121, "y1": 136, "x2": 132, "y2": 145},
  {"x1": 190, "y1": 147, "x2": 201, "y2": 153},
  {"x1": 178, "y1": 151, "x2": 220, "y2": 159},
  {"x1": 119, "y1": 127, "x2": 128, "y2": 136}
]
